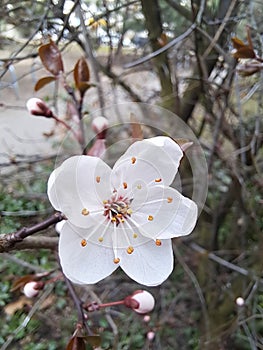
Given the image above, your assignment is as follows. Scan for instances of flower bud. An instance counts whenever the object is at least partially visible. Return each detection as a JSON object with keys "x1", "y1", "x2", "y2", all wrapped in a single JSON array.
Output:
[
  {"x1": 236, "y1": 297, "x2": 245, "y2": 307},
  {"x1": 23, "y1": 281, "x2": 44, "y2": 298},
  {"x1": 147, "y1": 331, "x2": 155, "y2": 341},
  {"x1": 124, "y1": 290, "x2": 155, "y2": 314},
  {"x1": 26, "y1": 98, "x2": 53, "y2": 118},
  {"x1": 91, "y1": 116, "x2": 108, "y2": 138}
]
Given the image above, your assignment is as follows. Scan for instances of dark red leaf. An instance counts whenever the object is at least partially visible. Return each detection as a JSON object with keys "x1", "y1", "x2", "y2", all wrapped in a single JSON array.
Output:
[
  {"x1": 34, "y1": 76, "x2": 57, "y2": 91},
  {"x1": 66, "y1": 336, "x2": 86, "y2": 350},
  {"x1": 73, "y1": 58, "x2": 90, "y2": 95},
  {"x1": 38, "y1": 40, "x2": 64, "y2": 76}
]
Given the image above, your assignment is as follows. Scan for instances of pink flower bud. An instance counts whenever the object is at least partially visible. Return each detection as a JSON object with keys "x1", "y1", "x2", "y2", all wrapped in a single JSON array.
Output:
[
  {"x1": 143, "y1": 315, "x2": 151, "y2": 323},
  {"x1": 23, "y1": 281, "x2": 44, "y2": 298},
  {"x1": 124, "y1": 290, "x2": 155, "y2": 314},
  {"x1": 147, "y1": 331, "x2": 155, "y2": 341},
  {"x1": 26, "y1": 98, "x2": 53, "y2": 118},
  {"x1": 91, "y1": 116, "x2": 109, "y2": 138}
]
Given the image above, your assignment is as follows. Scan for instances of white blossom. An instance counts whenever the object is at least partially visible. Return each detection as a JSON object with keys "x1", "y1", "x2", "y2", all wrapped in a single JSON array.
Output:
[{"x1": 48, "y1": 137, "x2": 198, "y2": 286}]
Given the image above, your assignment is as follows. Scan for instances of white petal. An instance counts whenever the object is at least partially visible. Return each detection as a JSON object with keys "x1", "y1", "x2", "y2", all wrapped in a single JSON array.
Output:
[
  {"x1": 111, "y1": 137, "x2": 183, "y2": 195},
  {"x1": 130, "y1": 185, "x2": 197, "y2": 239},
  {"x1": 119, "y1": 239, "x2": 174, "y2": 286},
  {"x1": 59, "y1": 222, "x2": 118, "y2": 284},
  {"x1": 48, "y1": 155, "x2": 112, "y2": 228},
  {"x1": 157, "y1": 195, "x2": 198, "y2": 239}
]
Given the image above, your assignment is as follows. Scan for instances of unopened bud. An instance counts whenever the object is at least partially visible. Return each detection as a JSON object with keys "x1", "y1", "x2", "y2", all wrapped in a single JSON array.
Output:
[
  {"x1": 23, "y1": 281, "x2": 44, "y2": 298},
  {"x1": 143, "y1": 315, "x2": 151, "y2": 323},
  {"x1": 147, "y1": 331, "x2": 155, "y2": 341},
  {"x1": 91, "y1": 116, "x2": 108, "y2": 138},
  {"x1": 236, "y1": 297, "x2": 245, "y2": 307},
  {"x1": 124, "y1": 290, "x2": 155, "y2": 314},
  {"x1": 26, "y1": 98, "x2": 53, "y2": 118}
]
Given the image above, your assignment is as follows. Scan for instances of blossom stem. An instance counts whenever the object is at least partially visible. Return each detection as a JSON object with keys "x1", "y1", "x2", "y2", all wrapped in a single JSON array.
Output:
[{"x1": 0, "y1": 212, "x2": 65, "y2": 253}]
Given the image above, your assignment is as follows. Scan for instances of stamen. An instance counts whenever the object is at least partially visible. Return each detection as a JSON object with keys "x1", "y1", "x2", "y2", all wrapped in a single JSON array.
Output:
[
  {"x1": 148, "y1": 215, "x2": 154, "y2": 221},
  {"x1": 155, "y1": 178, "x2": 162, "y2": 183},
  {"x1": 131, "y1": 157, "x2": 136, "y2": 164},
  {"x1": 137, "y1": 184, "x2": 142, "y2": 190},
  {"x1": 81, "y1": 239, "x2": 87, "y2": 247},
  {"x1": 127, "y1": 246, "x2": 134, "y2": 254},
  {"x1": 127, "y1": 208, "x2": 133, "y2": 215},
  {"x1": 114, "y1": 258, "x2": 120, "y2": 264},
  {"x1": 123, "y1": 182, "x2": 128, "y2": 189},
  {"x1": 81, "y1": 208, "x2": 89, "y2": 216},
  {"x1": 103, "y1": 199, "x2": 108, "y2": 204},
  {"x1": 133, "y1": 233, "x2": 138, "y2": 239},
  {"x1": 98, "y1": 237, "x2": 103, "y2": 242},
  {"x1": 96, "y1": 176, "x2": 101, "y2": 183},
  {"x1": 155, "y1": 239, "x2": 162, "y2": 246},
  {"x1": 167, "y1": 197, "x2": 173, "y2": 203}
]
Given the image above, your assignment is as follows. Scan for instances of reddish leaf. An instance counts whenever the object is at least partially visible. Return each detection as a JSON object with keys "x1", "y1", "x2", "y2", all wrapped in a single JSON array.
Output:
[
  {"x1": 233, "y1": 47, "x2": 255, "y2": 59},
  {"x1": 38, "y1": 40, "x2": 64, "y2": 76},
  {"x1": 231, "y1": 37, "x2": 246, "y2": 50},
  {"x1": 34, "y1": 76, "x2": 56, "y2": 91},
  {"x1": 66, "y1": 336, "x2": 86, "y2": 350},
  {"x1": 74, "y1": 58, "x2": 90, "y2": 95}
]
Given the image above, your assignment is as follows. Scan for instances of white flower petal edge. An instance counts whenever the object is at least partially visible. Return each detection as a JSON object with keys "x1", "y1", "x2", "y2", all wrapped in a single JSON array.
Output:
[
  {"x1": 111, "y1": 137, "x2": 183, "y2": 194},
  {"x1": 48, "y1": 156, "x2": 112, "y2": 228},
  {"x1": 59, "y1": 222, "x2": 118, "y2": 284},
  {"x1": 130, "y1": 185, "x2": 198, "y2": 239},
  {"x1": 119, "y1": 239, "x2": 174, "y2": 286}
]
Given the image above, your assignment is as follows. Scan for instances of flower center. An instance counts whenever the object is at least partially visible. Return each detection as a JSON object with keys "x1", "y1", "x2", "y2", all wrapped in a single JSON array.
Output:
[{"x1": 104, "y1": 194, "x2": 132, "y2": 225}]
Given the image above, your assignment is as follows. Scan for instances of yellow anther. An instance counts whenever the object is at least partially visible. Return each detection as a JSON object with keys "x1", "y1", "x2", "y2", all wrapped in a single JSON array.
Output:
[
  {"x1": 123, "y1": 182, "x2": 128, "y2": 189},
  {"x1": 81, "y1": 208, "x2": 89, "y2": 216},
  {"x1": 155, "y1": 239, "x2": 162, "y2": 246},
  {"x1": 117, "y1": 213, "x2": 123, "y2": 218},
  {"x1": 127, "y1": 208, "x2": 133, "y2": 215},
  {"x1": 155, "y1": 178, "x2": 162, "y2": 183},
  {"x1": 103, "y1": 199, "x2": 108, "y2": 204},
  {"x1": 167, "y1": 197, "x2": 173, "y2": 203},
  {"x1": 127, "y1": 246, "x2": 134, "y2": 254},
  {"x1": 137, "y1": 184, "x2": 142, "y2": 190},
  {"x1": 121, "y1": 219, "x2": 125, "y2": 223},
  {"x1": 96, "y1": 176, "x2": 101, "y2": 183},
  {"x1": 131, "y1": 157, "x2": 136, "y2": 164},
  {"x1": 98, "y1": 237, "x2": 103, "y2": 242},
  {"x1": 148, "y1": 215, "x2": 154, "y2": 221},
  {"x1": 81, "y1": 239, "x2": 87, "y2": 247},
  {"x1": 133, "y1": 233, "x2": 138, "y2": 239},
  {"x1": 114, "y1": 258, "x2": 120, "y2": 264},
  {"x1": 111, "y1": 217, "x2": 117, "y2": 222}
]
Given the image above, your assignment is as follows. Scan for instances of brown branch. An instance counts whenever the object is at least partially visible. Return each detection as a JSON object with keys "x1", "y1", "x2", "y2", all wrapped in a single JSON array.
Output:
[{"x1": 0, "y1": 212, "x2": 65, "y2": 253}]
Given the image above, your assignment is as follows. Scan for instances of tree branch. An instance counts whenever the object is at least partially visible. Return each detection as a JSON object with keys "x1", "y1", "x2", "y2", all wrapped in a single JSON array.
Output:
[{"x1": 0, "y1": 212, "x2": 65, "y2": 253}]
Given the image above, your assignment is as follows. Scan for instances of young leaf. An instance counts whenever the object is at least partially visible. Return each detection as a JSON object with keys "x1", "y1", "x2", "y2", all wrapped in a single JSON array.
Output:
[
  {"x1": 74, "y1": 57, "x2": 90, "y2": 96},
  {"x1": 38, "y1": 40, "x2": 64, "y2": 76},
  {"x1": 34, "y1": 76, "x2": 56, "y2": 91},
  {"x1": 66, "y1": 336, "x2": 86, "y2": 350}
]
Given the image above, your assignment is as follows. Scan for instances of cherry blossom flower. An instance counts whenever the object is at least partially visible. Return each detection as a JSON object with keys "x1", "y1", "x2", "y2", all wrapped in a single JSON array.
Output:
[{"x1": 48, "y1": 136, "x2": 198, "y2": 286}]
